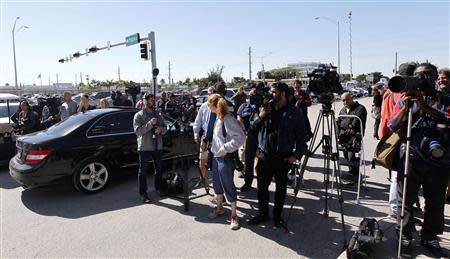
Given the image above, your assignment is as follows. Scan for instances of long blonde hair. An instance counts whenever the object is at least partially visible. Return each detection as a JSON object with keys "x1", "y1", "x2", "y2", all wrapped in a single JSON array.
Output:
[{"x1": 208, "y1": 94, "x2": 228, "y2": 120}]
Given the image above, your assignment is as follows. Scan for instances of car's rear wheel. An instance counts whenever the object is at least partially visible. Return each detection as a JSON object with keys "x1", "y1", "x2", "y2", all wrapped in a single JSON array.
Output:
[{"x1": 73, "y1": 159, "x2": 110, "y2": 194}]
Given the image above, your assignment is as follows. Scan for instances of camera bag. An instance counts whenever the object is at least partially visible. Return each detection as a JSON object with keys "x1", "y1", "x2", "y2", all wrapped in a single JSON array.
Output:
[{"x1": 373, "y1": 132, "x2": 401, "y2": 171}]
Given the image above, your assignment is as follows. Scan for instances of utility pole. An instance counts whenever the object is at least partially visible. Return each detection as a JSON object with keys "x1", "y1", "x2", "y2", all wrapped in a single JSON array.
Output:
[
  {"x1": 56, "y1": 74, "x2": 59, "y2": 89},
  {"x1": 48, "y1": 76, "x2": 51, "y2": 88},
  {"x1": 75, "y1": 74, "x2": 77, "y2": 88},
  {"x1": 118, "y1": 66, "x2": 121, "y2": 81},
  {"x1": 248, "y1": 47, "x2": 252, "y2": 80},
  {"x1": 80, "y1": 72, "x2": 83, "y2": 84},
  {"x1": 394, "y1": 51, "x2": 398, "y2": 75},
  {"x1": 348, "y1": 11, "x2": 353, "y2": 79},
  {"x1": 168, "y1": 61, "x2": 172, "y2": 87}
]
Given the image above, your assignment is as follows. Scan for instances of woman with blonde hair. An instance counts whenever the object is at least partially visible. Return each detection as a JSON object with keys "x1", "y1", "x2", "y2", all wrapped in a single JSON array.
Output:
[{"x1": 207, "y1": 93, "x2": 245, "y2": 230}]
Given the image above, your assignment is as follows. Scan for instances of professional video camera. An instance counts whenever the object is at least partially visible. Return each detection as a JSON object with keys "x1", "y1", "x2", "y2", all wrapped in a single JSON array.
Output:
[
  {"x1": 307, "y1": 64, "x2": 342, "y2": 111},
  {"x1": 125, "y1": 82, "x2": 141, "y2": 104},
  {"x1": 249, "y1": 82, "x2": 272, "y2": 107},
  {"x1": 347, "y1": 218, "x2": 383, "y2": 259},
  {"x1": 338, "y1": 129, "x2": 362, "y2": 153},
  {"x1": 388, "y1": 71, "x2": 436, "y2": 97}
]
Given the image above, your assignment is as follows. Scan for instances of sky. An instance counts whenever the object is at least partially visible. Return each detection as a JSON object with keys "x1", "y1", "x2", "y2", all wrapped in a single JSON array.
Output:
[{"x1": 0, "y1": 0, "x2": 449, "y2": 86}]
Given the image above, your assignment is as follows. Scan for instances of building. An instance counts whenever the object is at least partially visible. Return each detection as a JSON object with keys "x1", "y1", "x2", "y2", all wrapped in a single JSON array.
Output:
[{"x1": 287, "y1": 62, "x2": 321, "y2": 77}]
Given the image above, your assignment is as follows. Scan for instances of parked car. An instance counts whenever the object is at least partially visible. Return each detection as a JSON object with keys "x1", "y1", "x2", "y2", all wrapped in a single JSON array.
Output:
[
  {"x1": 72, "y1": 93, "x2": 98, "y2": 106},
  {"x1": 9, "y1": 108, "x2": 198, "y2": 193},
  {"x1": 199, "y1": 89, "x2": 236, "y2": 99},
  {"x1": 91, "y1": 91, "x2": 111, "y2": 100},
  {"x1": 0, "y1": 94, "x2": 21, "y2": 165}
]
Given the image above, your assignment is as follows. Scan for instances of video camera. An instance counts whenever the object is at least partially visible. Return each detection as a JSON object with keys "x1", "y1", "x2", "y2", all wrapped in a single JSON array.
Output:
[
  {"x1": 307, "y1": 64, "x2": 342, "y2": 94},
  {"x1": 388, "y1": 71, "x2": 436, "y2": 97},
  {"x1": 307, "y1": 64, "x2": 342, "y2": 109},
  {"x1": 249, "y1": 82, "x2": 272, "y2": 107}
]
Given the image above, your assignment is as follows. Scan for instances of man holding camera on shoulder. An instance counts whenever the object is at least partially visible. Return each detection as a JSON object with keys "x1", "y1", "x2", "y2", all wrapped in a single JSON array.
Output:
[
  {"x1": 247, "y1": 82, "x2": 307, "y2": 227},
  {"x1": 337, "y1": 92, "x2": 367, "y2": 182},
  {"x1": 388, "y1": 63, "x2": 450, "y2": 257}
]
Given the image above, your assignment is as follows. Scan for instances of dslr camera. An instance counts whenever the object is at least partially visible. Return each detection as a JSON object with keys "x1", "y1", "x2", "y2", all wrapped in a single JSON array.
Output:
[
  {"x1": 338, "y1": 128, "x2": 362, "y2": 153},
  {"x1": 388, "y1": 71, "x2": 436, "y2": 97}
]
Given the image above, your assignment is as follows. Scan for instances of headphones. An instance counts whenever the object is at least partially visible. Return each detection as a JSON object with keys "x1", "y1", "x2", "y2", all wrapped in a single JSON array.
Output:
[{"x1": 143, "y1": 92, "x2": 153, "y2": 107}]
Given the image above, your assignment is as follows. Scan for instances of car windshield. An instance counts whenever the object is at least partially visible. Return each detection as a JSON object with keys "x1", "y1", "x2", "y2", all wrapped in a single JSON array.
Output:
[
  {"x1": 0, "y1": 104, "x2": 20, "y2": 118},
  {"x1": 44, "y1": 112, "x2": 97, "y2": 136}
]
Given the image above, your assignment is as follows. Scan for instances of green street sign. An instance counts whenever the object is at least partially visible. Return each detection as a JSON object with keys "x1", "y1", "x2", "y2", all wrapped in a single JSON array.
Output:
[{"x1": 125, "y1": 33, "x2": 140, "y2": 46}]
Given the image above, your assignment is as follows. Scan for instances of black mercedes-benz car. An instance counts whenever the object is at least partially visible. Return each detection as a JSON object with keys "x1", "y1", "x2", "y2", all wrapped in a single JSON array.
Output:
[{"x1": 9, "y1": 108, "x2": 198, "y2": 193}]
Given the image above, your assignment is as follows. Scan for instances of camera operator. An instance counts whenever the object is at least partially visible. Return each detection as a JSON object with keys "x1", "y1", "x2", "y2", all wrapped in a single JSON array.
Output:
[
  {"x1": 247, "y1": 82, "x2": 307, "y2": 227},
  {"x1": 133, "y1": 93, "x2": 167, "y2": 203},
  {"x1": 389, "y1": 63, "x2": 449, "y2": 257},
  {"x1": 337, "y1": 93, "x2": 367, "y2": 181},
  {"x1": 165, "y1": 93, "x2": 181, "y2": 119}
]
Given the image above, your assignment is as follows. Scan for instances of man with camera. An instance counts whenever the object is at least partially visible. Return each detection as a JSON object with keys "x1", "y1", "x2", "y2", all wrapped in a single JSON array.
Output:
[
  {"x1": 389, "y1": 63, "x2": 449, "y2": 257},
  {"x1": 247, "y1": 82, "x2": 307, "y2": 227},
  {"x1": 337, "y1": 92, "x2": 367, "y2": 182},
  {"x1": 133, "y1": 93, "x2": 167, "y2": 203}
]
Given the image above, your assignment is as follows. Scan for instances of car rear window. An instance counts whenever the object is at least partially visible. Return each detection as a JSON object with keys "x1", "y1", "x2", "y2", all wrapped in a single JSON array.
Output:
[{"x1": 44, "y1": 112, "x2": 97, "y2": 136}]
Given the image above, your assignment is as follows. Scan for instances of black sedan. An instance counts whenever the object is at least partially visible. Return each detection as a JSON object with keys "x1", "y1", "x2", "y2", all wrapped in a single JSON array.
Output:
[{"x1": 9, "y1": 108, "x2": 198, "y2": 193}]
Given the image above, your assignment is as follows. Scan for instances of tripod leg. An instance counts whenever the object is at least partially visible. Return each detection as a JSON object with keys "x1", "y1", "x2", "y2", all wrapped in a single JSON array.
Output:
[{"x1": 330, "y1": 112, "x2": 348, "y2": 250}]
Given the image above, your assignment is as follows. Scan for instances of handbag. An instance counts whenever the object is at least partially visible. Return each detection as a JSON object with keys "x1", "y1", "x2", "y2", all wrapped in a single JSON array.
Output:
[{"x1": 373, "y1": 132, "x2": 401, "y2": 170}]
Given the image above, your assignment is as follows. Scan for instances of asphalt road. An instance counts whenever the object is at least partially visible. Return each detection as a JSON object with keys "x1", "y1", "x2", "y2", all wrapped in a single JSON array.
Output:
[{"x1": 1, "y1": 96, "x2": 449, "y2": 258}]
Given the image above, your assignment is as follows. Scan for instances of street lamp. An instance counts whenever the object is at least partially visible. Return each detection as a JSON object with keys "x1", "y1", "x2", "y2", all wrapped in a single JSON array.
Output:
[
  {"x1": 315, "y1": 16, "x2": 340, "y2": 74},
  {"x1": 12, "y1": 17, "x2": 29, "y2": 90}
]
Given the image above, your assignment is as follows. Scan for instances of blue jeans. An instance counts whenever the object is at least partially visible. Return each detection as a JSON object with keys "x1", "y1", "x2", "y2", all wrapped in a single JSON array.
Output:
[
  {"x1": 138, "y1": 151, "x2": 163, "y2": 195},
  {"x1": 212, "y1": 156, "x2": 237, "y2": 203}
]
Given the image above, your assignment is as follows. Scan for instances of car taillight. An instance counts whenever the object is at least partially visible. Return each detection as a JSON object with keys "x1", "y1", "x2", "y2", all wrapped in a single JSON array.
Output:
[{"x1": 25, "y1": 149, "x2": 52, "y2": 165}]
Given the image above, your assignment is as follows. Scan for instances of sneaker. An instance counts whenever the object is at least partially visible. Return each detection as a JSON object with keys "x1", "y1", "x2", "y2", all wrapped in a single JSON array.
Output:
[
  {"x1": 421, "y1": 239, "x2": 446, "y2": 258},
  {"x1": 208, "y1": 206, "x2": 225, "y2": 219},
  {"x1": 141, "y1": 193, "x2": 151, "y2": 204},
  {"x1": 240, "y1": 183, "x2": 252, "y2": 192},
  {"x1": 247, "y1": 214, "x2": 268, "y2": 225},
  {"x1": 230, "y1": 215, "x2": 240, "y2": 230}
]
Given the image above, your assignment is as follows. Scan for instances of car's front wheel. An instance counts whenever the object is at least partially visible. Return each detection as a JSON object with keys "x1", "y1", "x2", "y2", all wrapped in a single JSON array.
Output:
[{"x1": 73, "y1": 159, "x2": 110, "y2": 194}]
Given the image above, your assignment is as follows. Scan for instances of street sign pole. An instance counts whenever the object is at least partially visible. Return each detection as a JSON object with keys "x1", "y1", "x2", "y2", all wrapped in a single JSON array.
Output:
[{"x1": 149, "y1": 32, "x2": 157, "y2": 96}]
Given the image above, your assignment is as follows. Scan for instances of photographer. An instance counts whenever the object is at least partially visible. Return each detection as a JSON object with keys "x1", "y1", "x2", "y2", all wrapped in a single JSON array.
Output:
[
  {"x1": 337, "y1": 92, "x2": 367, "y2": 181},
  {"x1": 165, "y1": 93, "x2": 181, "y2": 119},
  {"x1": 389, "y1": 63, "x2": 449, "y2": 257},
  {"x1": 247, "y1": 82, "x2": 307, "y2": 227},
  {"x1": 156, "y1": 92, "x2": 168, "y2": 113},
  {"x1": 133, "y1": 93, "x2": 167, "y2": 203},
  {"x1": 438, "y1": 68, "x2": 450, "y2": 204}
]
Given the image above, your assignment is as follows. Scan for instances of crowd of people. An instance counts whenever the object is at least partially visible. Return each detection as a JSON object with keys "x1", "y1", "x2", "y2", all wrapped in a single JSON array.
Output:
[{"x1": 9, "y1": 62, "x2": 450, "y2": 257}]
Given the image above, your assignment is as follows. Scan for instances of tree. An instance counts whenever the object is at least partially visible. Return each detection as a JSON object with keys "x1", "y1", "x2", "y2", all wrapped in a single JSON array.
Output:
[
  {"x1": 206, "y1": 65, "x2": 224, "y2": 84},
  {"x1": 230, "y1": 77, "x2": 247, "y2": 87},
  {"x1": 160, "y1": 78, "x2": 166, "y2": 85}
]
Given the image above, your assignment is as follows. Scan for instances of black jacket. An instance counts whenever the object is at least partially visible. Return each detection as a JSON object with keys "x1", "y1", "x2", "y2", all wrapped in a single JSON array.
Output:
[
  {"x1": 250, "y1": 103, "x2": 306, "y2": 159},
  {"x1": 338, "y1": 101, "x2": 367, "y2": 135}
]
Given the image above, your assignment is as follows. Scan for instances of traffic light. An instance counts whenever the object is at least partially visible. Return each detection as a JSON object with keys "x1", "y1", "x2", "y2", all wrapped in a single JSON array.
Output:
[
  {"x1": 140, "y1": 42, "x2": 148, "y2": 60},
  {"x1": 73, "y1": 52, "x2": 81, "y2": 58},
  {"x1": 88, "y1": 46, "x2": 99, "y2": 53},
  {"x1": 58, "y1": 59, "x2": 65, "y2": 63}
]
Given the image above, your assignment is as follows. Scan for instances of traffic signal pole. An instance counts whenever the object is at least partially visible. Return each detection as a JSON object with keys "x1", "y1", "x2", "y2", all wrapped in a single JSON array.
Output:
[{"x1": 58, "y1": 32, "x2": 159, "y2": 96}]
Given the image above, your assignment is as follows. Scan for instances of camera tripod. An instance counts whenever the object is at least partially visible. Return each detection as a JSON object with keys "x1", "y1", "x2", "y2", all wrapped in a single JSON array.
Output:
[{"x1": 286, "y1": 103, "x2": 347, "y2": 250}]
